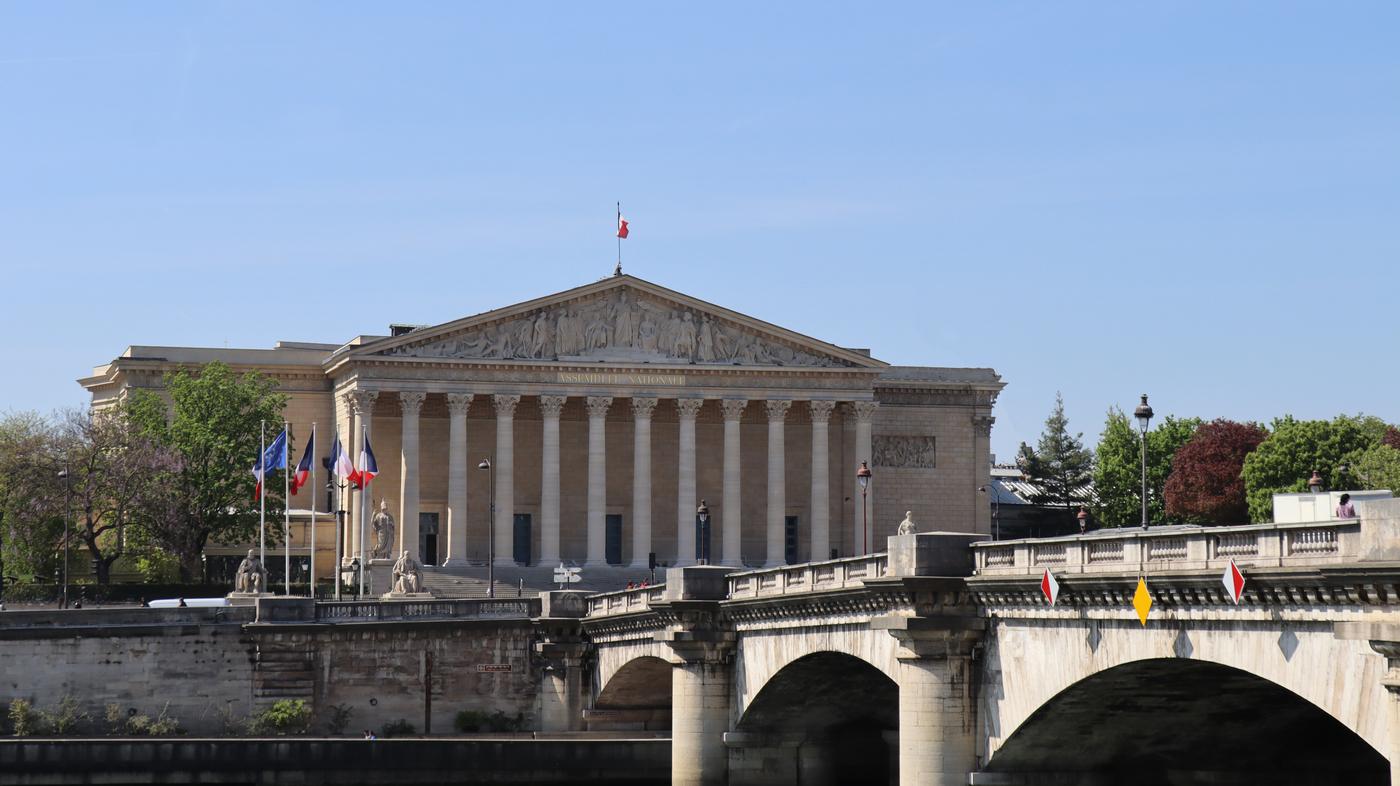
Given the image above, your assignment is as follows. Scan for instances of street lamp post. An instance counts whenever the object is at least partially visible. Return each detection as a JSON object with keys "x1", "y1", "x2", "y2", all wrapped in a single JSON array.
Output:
[
  {"x1": 58, "y1": 464, "x2": 71, "y2": 609},
  {"x1": 327, "y1": 470, "x2": 347, "y2": 602},
  {"x1": 479, "y1": 458, "x2": 494, "y2": 598},
  {"x1": 856, "y1": 461, "x2": 872, "y2": 554},
  {"x1": 1134, "y1": 394, "x2": 1154, "y2": 531},
  {"x1": 696, "y1": 501, "x2": 710, "y2": 565}
]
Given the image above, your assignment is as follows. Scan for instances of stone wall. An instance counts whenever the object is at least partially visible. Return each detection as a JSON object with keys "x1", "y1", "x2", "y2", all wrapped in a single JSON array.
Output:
[{"x1": 0, "y1": 611, "x2": 542, "y2": 736}]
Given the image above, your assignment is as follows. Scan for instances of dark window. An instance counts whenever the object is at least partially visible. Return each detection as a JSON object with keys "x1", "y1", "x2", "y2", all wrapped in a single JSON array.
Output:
[
  {"x1": 784, "y1": 515, "x2": 800, "y2": 564},
  {"x1": 605, "y1": 514, "x2": 623, "y2": 565},
  {"x1": 513, "y1": 514, "x2": 532, "y2": 565},
  {"x1": 419, "y1": 512, "x2": 439, "y2": 566}
]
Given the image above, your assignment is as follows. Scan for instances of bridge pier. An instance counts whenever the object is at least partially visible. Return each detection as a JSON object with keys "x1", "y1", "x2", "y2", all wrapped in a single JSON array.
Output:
[{"x1": 534, "y1": 591, "x2": 590, "y2": 732}]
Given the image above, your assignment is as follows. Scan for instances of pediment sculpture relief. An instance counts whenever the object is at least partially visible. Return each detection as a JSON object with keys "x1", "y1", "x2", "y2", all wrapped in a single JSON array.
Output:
[{"x1": 381, "y1": 289, "x2": 852, "y2": 367}]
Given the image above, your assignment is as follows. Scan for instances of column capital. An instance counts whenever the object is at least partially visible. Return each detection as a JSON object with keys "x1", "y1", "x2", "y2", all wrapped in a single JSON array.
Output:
[
  {"x1": 764, "y1": 399, "x2": 792, "y2": 420},
  {"x1": 719, "y1": 398, "x2": 748, "y2": 421},
  {"x1": 973, "y1": 413, "x2": 995, "y2": 437},
  {"x1": 347, "y1": 389, "x2": 379, "y2": 416},
  {"x1": 539, "y1": 394, "x2": 568, "y2": 418},
  {"x1": 631, "y1": 396, "x2": 658, "y2": 419},
  {"x1": 848, "y1": 400, "x2": 879, "y2": 422},
  {"x1": 445, "y1": 392, "x2": 473, "y2": 416},
  {"x1": 808, "y1": 399, "x2": 837, "y2": 421},
  {"x1": 493, "y1": 393, "x2": 521, "y2": 417},
  {"x1": 676, "y1": 397, "x2": 705, "y2": 420},
  {"x1": 585, "y1": 395, "x2": 614, "y2": 418},
  {"x1": 398, "y1": 391, "x2": 426, "y2": 416}
]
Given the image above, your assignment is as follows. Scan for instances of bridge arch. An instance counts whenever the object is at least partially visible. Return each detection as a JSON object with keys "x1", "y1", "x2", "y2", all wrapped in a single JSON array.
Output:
[
  {"x1": 986, "y1": 657, "x2": 1388, "y2": 784},
  {"x1": 982, "y1": 616, "x2": 1393, "y2": 781},
  {"x1": 591, "y1": 655, "x2": 671, "y2": 731},
  {"x1": 731, "y1": 651, "x2": 899, "y2": 786},
  {"x1": 732, "y1": 624, "x2": 900, "y2": 721}
]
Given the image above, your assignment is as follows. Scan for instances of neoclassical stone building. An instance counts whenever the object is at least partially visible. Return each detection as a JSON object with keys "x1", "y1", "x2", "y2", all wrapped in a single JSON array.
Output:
[{"x1": 81, "y1": 275, "x2": 1002, "y2": 575}]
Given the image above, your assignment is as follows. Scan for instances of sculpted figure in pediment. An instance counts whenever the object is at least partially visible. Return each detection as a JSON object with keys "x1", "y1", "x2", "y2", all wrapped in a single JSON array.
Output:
[
  {"x1": 530, "y1": 312, "x2": 554, "y2": 358},
  {"x1": 639, "y1": 314, "x2": 659, "y2": 352},
  {"x1": 613, "y1": 291, "x2": 639, "y2": 348},
  {"x1": 557, "y1": 309, "x2": 582, "y2": 356},
  {"x1": 674, "y1": 312, "x2": 697, "y2": 360},
  {"x1": 697, "y1": 316, "x2": 717, "y2": 362},
  {"x1": 585, "y1": 310, "x2": 611, "y2": 350}
]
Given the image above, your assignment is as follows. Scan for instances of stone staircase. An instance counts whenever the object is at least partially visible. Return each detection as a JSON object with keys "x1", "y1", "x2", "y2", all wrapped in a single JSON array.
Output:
[
  {"x1": 252, "y1": 642, "x2": 315, "y2": 709},
  {"x1": 420, "y1": 564, "x2": 658, "y2": 599}
]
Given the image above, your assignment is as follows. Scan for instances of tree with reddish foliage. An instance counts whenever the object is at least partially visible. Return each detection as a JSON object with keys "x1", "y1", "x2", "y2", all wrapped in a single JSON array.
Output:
[
  {"x1": 1384, "y1": 426, "x2": 1400, "y2": 451},
  {"x1": 1164, "y1": 420, "x2": 1268, "y2": 524}
]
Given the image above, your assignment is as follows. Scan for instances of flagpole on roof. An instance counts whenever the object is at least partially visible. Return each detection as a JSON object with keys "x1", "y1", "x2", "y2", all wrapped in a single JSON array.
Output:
[
  {"x1": 259, "y1": 421, "x2": 266, "y2": 568},
  {"x1": 284, "y1": 420, "x2": 291, "y2": 597},
  {"x1": 615, "y1": 202, "x2": 622, "y2": 276},
  {"x1": 309, "y1": 422, "x2": 317, "y2": 599}
]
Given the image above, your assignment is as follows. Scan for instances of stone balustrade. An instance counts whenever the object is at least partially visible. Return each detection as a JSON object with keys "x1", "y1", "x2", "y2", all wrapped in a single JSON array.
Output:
[
  {"x1": 726, "y1": 553, "x2": 889, "y2": 600},
  {"x1": 586, "y1": 583, "x2": 669, "y2": 619},
  {"x1": 312, "y1": 597, "x2": 539, "y2": 622},
  {"x1": 973, "y1": 519, "x2": 1362, "y2": 576}
]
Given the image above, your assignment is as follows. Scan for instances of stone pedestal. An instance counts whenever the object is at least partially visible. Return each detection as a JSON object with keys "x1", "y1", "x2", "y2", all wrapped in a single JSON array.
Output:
[
  {"x1": 226, "y1": 591, "x2": 272, "y2": 608},
  {"x1": 367, "y1": 558, "x2": 394, "y2": 597},
  {"x1": 380, "y1": 591, "x2": 433, "y2": 601},
  {"x1": 886, "y1": 531, "x2": 983, "y2": 577}
]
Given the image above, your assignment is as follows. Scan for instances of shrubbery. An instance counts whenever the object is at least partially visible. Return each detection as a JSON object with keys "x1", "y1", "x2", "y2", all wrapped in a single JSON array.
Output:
[{"x1": 454, "y1": 709, "x2": 527, "y2": 733}]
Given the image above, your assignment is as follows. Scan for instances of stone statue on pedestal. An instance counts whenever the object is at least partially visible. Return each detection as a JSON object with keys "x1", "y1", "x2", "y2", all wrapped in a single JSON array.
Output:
[
  {"x1": 234, "y1": 549, "x2": 267, "y2": 594},
  {"x1": 897, "y1": 511, "x2": 918, "y2": 536},
  {"x1": 371, "y1": 500, "x2": 396, "y2": 559},
  {"x1": 392, "y1": 550, "x2": 423, "y2": 595}
]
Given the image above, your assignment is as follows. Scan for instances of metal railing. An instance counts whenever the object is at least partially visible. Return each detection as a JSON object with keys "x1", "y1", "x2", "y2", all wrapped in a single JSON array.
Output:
[
  {"x1": 972, "y1": 519, "x2": 1362, "y2": 576},
  {"x1": 314, "y1": 597, "x2": 539, "y2": 622}
]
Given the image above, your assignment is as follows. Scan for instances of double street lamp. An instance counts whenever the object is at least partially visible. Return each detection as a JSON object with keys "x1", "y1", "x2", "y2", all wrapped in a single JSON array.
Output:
[
  {"x1": 479, "y1": 458, "x2": 495, "y2": 598},
  {"x1": 856, "y1": 461, "x2": 872, "y2": 554},
  {"x1": 1134, "y1": 394, "x2": 1154, "y2": 530},
  {"x1": 57, "y1": 464, "x2": 71, "y2": 609}
]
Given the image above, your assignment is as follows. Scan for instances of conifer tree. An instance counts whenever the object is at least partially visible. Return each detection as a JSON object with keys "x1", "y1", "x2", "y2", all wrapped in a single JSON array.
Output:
[{"x1": 1018, "y1": 393, "x2": 1094, "y2": 514}]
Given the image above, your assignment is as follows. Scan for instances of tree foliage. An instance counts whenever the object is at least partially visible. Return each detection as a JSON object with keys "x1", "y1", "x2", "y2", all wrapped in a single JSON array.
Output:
[
  {"x1": 0, "y1": 411, "x2": 64, "y2": 581},
  {"x1": 128, "y1": 362, "x2": 287, "y2": 581},
  {"x1": 1342, "y1": 444, "x2": 1400, "y2": 495},
  {"x1": 1163, "y1": 419, "x2": 1268, "y2": 525},
  {"x1": 1241, "y1": 415, "x2": 1386, "y2": 522},
  {"x1": 1092, "y1": 408, "x2": 1199, "y2": 527},
  {"x1": 1018, "y1": 393, "x2": 1094, "y2": 512},
  {"x1": 1383, "y1": 426, "x2": 1400, "y2": 451}
]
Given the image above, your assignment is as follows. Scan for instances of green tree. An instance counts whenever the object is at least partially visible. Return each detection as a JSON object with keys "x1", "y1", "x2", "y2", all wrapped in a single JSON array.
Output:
[
  {"x1": 1241, "y1": 414, "x2": 1386, "y2": 522},
  {"x1": 0, "y1": 411, "x2": 64, "y2": 581},
  {"x1": 1342, "y1": 444, "x2": 1400, "y2": 495},
  {"x1": 1018, "y1": 393, "x2": 1094, "y2": 514},
  {"x1": 1092, "y1": 408, "x2": 1200, "y2": 527},
  {"x1": 128, "y1": 362, "x2": 288, "y2": 581}
]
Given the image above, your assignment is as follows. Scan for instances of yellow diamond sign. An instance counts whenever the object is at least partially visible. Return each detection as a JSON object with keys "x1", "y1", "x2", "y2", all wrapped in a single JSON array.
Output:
[{"x1": 1133, "y1": 576, "x2": 1153, "y2": 626}]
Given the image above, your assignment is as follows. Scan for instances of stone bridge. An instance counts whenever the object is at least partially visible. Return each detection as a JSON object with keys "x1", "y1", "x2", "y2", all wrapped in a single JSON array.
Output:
[{"x1": 547, "y1": 497, "x2": 1400, "y2": 786}]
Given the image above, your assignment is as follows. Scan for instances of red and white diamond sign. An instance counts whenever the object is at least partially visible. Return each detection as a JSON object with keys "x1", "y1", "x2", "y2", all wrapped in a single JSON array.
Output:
[
  {"x1": 1040, "y1": 569, "x2": 1060, "y2": 606},
  {"x1": 1221, "y1": 559, "x2": 1245, "y2": 605}
]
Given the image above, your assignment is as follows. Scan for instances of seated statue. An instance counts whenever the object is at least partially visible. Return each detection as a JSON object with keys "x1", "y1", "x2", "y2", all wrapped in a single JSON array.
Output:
[
  {"x1": 392, "y1": 550, "x2": 423, "y2": 595},
  {"x1": 897, "y1": 511, "x2": 918, "y2": 536},
  {"x1": 234, "y1": 549, "x2": 267, "y2": 594}
]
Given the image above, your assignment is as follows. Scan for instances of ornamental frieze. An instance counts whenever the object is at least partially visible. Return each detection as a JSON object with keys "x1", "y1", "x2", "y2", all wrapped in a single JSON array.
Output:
[
  {"x1": 378, "y1": 288, "x2": 853, "y2": 368},
  {"x1": 872, "y1": 435, "x2": 936, "y2": 468}
]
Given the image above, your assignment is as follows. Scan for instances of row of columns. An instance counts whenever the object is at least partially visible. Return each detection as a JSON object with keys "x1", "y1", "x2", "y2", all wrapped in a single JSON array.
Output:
[{"x1": 341, "y1": 390, "x2": 879, "y2": 568}]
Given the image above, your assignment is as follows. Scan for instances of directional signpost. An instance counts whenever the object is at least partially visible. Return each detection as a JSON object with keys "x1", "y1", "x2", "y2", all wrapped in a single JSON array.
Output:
[{"x1": 554, "y1": 562, "x2": 582, "y2": 590}]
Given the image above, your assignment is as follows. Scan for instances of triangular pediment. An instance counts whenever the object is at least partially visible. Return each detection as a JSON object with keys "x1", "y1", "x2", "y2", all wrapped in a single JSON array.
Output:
[{"x1": 359, "y1": 275, "x2": 884, "y2": 370}]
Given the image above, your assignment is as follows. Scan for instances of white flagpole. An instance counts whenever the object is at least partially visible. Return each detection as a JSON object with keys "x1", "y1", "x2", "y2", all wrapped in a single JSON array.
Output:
[
  {"x1": 259, "y1": 421, "x2": 266, "y2": 568},
  {"x1": 284, "y1": 420, "x2": 291, "y2": 597},
  {"x1": 358, "y1": 428, "x2": 368, "y2": 600},
  {"x1": 309, "y1": 422, "x2": 317, "y2": 599}
]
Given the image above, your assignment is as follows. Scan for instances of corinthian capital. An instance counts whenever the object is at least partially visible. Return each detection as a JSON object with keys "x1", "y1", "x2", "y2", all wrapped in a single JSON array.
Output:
[
  {"x1": 398, "y1": 391, "x2": 426, "y2": 417},
  {"x1": 719, "y1": 399, "x2": 748, "y2": 421},
  {"x1": 765, "y1": 400, "x2": 792, "y2": 421},
  {"x1": 676, "y1": 398, "x2": 705, "y2": 420},
  {"x1": 808, "y1": 399, "x2": 837, "y2": 422},
  {"x1": 631, "y1": 396, "x2": 658, "y2": 419},
  {"x1": 586, "y1": 396, "x2": 614, "y2": 418},
  {"x1": 853, "y1": 400, "x2": 879, "y2": 423},
  {"x1": 445, "y1": 392, "x2": 474, "y2": 416},
  {"x1": 348, "y1": 390, "x2": 379, "y2": 416},
  {"x1": 539, "y1": 395, "x2": 568, "y2": 418},
  {"x1": 492, "y1": 394, "x2": 521, "y2": 417}
]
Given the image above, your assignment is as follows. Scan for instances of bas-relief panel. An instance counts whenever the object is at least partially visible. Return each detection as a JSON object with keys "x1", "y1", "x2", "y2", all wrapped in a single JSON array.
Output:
[
  {"x1": 872, "y1": 435, "x2": 936, "y2": 468},
  {"x1": 378, "y1": 288, "x2": 856, "y2": 368}
]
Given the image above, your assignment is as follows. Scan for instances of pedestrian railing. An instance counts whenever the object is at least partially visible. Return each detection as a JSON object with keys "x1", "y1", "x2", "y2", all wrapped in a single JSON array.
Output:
[
  {"x1": 314, "y1": 597, "x2": 539, "y2": 622},
  {"x1": 586, "y1": 584, "x2": 667, "y2": 619},
  {"x1": 726, "y1": 553, "x2": 888, "y2": 601},
  {"x1": 972, "y1": 519, "x2": 1361, "y2": 576}
]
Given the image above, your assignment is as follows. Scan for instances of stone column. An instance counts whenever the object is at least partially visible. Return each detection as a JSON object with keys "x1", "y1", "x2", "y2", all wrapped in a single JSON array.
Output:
[
  {"x1": 1367, "y1": 639, "x2": 1400, "y2": 786},
  {"x1": 675, "y1": 398, "x2": 705, "y2": 565},
  {"x1": 808, "y1": 400, "x2": 836, "y2": 562},
  {"x1": 765, "y1": 400, "x2": 791, "y2": 567},
  {"x1": 397, "y1": 391, "x2": 426, "y2": 559},
  {"x1": 719, "y1": 399, "x2": 747, "y2": 566},
  {"x1": 585, "y1": 396, "x2": 613, "y2": 567},
  {"x1": 534, "y1": 602, "x2": 588, "y2": 733},
  {"x1": 660, "y1": 565, "x2": 736, "y2": 786},
  {"x1": 851, "y1": 400, "x2": 878, "y2": 555},
  {"x1": 539, "y1": 395, "x2": 567, "y2": 565},
  {"x1": 339, "y1": 392, "x2": 357, "y2": 563},
  {"x1": 492, "y1": 394, "x2": 520, "y2": 567},
  {"x1": 349, "y1": 390, "x2": 378, "y2": 563},
  {"x1": 630, "y1": 397, "x2": 658, "y2": 568},
  {"x1": 443, "y1": 393, "x2": 472, "y2": 567}
]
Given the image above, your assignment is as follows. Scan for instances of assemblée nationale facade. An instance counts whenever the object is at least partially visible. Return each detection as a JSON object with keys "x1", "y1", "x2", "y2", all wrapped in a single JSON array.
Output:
[{"x1": 80, "y1": 275, "x2": 1002, "y2": 576}]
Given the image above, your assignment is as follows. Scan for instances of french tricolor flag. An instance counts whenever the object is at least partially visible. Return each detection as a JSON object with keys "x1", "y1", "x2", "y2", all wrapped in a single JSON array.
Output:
[
  {"x1": 330, "y1": 432, "x2": 354, "y2": 482},
  {"x1": 352, "y1": 432, "x2": 378, "y2": 489},
  {"x1": 290, "y1": 430, "x2": 315, "y2": 495}
]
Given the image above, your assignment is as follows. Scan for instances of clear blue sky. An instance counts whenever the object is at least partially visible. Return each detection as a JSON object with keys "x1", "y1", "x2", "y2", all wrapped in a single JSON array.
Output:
[{"x1": 3, "y1": 3, "x2": 1397, "y2": 461}]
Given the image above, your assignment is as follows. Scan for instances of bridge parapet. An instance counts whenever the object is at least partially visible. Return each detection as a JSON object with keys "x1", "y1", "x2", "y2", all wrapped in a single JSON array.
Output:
[
  {"x1": 727, "y1": 553, "x2": 888, "y2": 600},
  {"x1": 586, "y1": 584, "x2": 667, "y2": 619},
  {"x1": 973, "y1": 519, "x2": 1364, "y2": 577}
]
